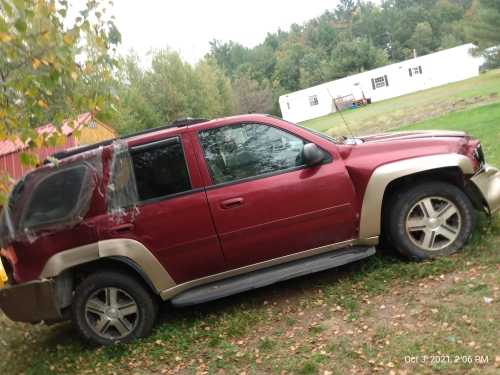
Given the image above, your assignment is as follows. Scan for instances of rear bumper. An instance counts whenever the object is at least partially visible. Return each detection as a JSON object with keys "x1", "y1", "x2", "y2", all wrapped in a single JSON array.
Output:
[
  {"x1": 470, "y1": 164, "x2": 500, "y2": 215},
  {"x1": 0, "y1": 279, "x2": 63, "y2": 323}
]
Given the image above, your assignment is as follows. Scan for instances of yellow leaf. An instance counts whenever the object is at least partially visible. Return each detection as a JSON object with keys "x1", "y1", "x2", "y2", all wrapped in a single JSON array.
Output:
[
  {"x1": 84, "y1": 63, "x2": 93, "y2": 73},
  {"x1": 0, "y1": 32, "x2": 12, "y2": 43},
  {"x1": 32, "y1": 58, "x2": 42, "y2": 70},
  {"x1": 63, "y1": 33, "x2": 73, "y2": 45},
  {"x1": 40, "y1": 30, "x2": 49, "y2": 40},
  {"x1": 33, "y1": 135, "x2": 44, "y2": 148},
  {"x1": 37, "y1": 99, "x2": 48, "y2": 109},
  {"x1": 70, "y1": 71, "x2": 78, "y2": 80},
  {"x1": 53, "y1": 62, "x2": 62, "y2": 72}
]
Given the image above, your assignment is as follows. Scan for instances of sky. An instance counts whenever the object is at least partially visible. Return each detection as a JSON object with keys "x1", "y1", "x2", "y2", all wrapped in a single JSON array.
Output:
[{"x1": 72, "y1": 0, "x2": 344, "y2": 64}]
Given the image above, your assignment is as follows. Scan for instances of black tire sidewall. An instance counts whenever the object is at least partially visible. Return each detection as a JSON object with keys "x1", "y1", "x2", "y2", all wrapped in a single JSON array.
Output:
[
  {"x1": 388, "y1": 182, "x2": 475, "y2": 260},
  {"x1": 72, "y1": 271, "x2": 158, "y2": 346}
]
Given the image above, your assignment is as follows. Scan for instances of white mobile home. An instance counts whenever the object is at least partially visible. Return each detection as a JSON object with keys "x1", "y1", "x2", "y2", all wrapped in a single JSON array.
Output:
[{"x1": 279, "y1": 44, "x2": 484, "y2": 123}]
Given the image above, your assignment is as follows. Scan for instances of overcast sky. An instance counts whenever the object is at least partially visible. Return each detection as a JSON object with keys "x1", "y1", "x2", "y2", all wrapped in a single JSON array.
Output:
[{"x1": 73, "y1": 0, "x2": 344, "y2": 64}]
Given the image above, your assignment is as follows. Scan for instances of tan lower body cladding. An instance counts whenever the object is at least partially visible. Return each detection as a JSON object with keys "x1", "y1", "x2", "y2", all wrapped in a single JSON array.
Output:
[{"x1": 41, "y1": 237, "x2": 379, "y2": 301}]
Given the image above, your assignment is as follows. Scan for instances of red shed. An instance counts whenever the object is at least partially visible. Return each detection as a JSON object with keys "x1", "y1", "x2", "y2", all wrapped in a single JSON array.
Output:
[{"x1": 0, "y1": 113, "x2": 116, "y2": 180}]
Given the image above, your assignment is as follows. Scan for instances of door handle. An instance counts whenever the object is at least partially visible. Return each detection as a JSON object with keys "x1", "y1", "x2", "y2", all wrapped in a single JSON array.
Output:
[
  {"x1": 220, "y1": 197, "x2": 244, "y2": 209},
  {"x1": 110, "y1": 223, "x2": 134, "y2": 233}
]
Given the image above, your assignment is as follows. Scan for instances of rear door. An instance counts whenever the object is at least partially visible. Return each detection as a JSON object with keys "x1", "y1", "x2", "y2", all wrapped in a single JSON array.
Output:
[
  {"x1": 195, "y1": 122, "x2": 357, "y2": 269},
  {"x1": 104, "y1": 136, "x2": 226, "y2": 283}
]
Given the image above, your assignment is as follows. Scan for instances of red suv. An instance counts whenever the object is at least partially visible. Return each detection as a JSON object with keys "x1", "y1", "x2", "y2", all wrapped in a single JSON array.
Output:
[{"x1": 0, "y1": 114, "x2": 498, "y2": 345}]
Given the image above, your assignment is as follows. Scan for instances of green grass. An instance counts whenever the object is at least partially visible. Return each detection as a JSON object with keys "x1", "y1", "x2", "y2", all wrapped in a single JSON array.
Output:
[
  {"x1": 1, "y1": 71, "x2": 500, "y2": 374},
  {"x1": 399, "y1": 102, "x2": 500, "y2": 166}
]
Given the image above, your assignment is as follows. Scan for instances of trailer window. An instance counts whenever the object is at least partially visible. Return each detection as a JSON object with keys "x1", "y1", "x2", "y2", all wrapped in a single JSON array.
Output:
[
  {"x1": 409, "y1": 66, "x2": 423, "y2": 76},
  {"x1": 309, "y1": 95, "x2": 319, "y2": 106}
]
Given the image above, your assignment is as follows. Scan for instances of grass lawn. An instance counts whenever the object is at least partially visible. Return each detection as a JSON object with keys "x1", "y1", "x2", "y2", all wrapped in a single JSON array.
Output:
[
  {"x1": 1, "y1": 73, "x2": 500, "y2": 375},
  {"x1": 399, "y1": 102, "x2": 500, "y2": 166}
]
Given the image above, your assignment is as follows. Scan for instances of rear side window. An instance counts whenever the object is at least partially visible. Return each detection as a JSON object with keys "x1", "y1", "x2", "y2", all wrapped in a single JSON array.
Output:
[
  {"x1": 22, "y1": 165, "x2": 89, "y2": 229},
  {"x1": 131, "y1": 138, "x2": 191, "y2": 202}
]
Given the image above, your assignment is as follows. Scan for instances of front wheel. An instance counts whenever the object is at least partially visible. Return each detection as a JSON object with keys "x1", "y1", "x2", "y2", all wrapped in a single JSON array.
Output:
[
  {"x1": 387, "y1": 181, "x2": 476, "y2": 260},
  {"x1": 72, "y1": 271, "x2": 158, "y2": 345}
]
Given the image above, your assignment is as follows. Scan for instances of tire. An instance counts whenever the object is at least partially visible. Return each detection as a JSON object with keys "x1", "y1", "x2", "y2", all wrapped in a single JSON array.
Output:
[
  {"x1": 387, "y1": 181, "x2": 475, "y2": 260},
  {"x1": 72, "y1": 271, "x2": 158, "y2": 345}
]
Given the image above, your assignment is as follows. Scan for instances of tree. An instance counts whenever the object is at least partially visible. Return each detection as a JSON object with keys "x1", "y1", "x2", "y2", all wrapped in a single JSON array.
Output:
[
  {"x1": 0, "y1": 0, "x2": 120, "y2": 202},
  {"x1": 208, "y1": 40, "x2": 250, "y2": 79},
  {"x1": 440, "y1": 33, "x2": 461, "y2": 49},
  {"x1": 303, "y1": 12, "x2": 338, "y2": 54},
  {"x1": 469, "y1": 0, "x2": 500, "y2": 66},
  {"x1": 335, "y1": 0, "x2": 359, "y2": 22},
  {"x1": 143, "y1": 50, "x2": 196, "y2": 123},
  {"x1": 273, "y1": 41, "x2": 305, "y2": 92},
  {"x1": 194, "y1": 58, "x2": 234, "y2": 118},
  {"x1": 111, "y1": 53, "x2": 161, "y2": 135},
  {"x1": 408, "y1": 22, "x2": 435, "y2": 56},
  {"x1": 111, "y1": 51, "x2": 235, "y2": 136},
  {"x1": 232, "y1": 75, "x2": 273, "y2": 114},
  {"x1": 330, "y1": 38, "x2": 389, "y2": 77},
  {"x1": 0, "y1": 0, "x2": 120, "y2": 149},
  {"x1": 245, "y1": 45, "x2": 276, "y2": 83},
  {"x1": 299, "y1": 50, "x2": 331, "y2": 88}
]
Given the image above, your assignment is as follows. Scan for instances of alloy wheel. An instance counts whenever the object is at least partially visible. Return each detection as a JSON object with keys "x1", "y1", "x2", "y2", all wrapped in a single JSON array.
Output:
[
  {"x1": 84, "y1": 287, "x2": 139, "y2": 340},
  {"x1": 405, "y1": 196, "x2": 462, "y2": 251}
]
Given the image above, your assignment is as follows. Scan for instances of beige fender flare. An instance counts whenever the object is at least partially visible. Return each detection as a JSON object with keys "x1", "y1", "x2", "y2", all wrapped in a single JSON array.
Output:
[
  {"x1": 40, "y1": 238, "x2": 176, "y2": 293},
  {"x1": 358, "y1": 154, "x2": 474, "y2": 240}
]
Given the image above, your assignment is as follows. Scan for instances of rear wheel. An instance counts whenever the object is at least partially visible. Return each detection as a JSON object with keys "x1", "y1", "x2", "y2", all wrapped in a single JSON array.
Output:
[
  {"x1": 72, "y1": 271, "x2": 158, "y2": 345},
  {"x1": 387, "y1": 181, "x2": 475, "y2": 260}
]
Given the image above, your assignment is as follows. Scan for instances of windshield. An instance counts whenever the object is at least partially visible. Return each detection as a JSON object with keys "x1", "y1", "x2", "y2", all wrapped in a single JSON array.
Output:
[
  {"x1": 273, "y1": 116, "x2": 348, "y2": 144},
  {"x1": 295, "y1": 123, "x2": 347, "y2": 144}
]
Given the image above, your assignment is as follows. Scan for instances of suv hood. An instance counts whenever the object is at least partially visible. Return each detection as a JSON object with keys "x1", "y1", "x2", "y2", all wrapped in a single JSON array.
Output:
[
  {"x1": 357, "y1": 130, "x2": 467, "y2": 143},
  {"x1": 337, "y1": 129, "x2": 474, "y2": 169}
]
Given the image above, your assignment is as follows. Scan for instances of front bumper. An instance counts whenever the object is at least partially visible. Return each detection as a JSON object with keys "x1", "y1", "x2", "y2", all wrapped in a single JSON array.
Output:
[
  {"x1": 0, "y1": 279, "x2": 63, "y2": 323},
  {"x1": 470, "y1": 164, "x2": 500, "y2": 214}
]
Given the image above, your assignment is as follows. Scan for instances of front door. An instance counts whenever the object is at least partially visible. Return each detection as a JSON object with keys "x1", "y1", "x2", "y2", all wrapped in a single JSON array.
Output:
[{"x1": 196, "y1": 122, "x2": 357, "y2": 269}]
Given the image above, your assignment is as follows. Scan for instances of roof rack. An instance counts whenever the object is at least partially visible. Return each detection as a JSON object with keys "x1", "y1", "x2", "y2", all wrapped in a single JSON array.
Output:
[
  {"x1": 171, "y1": 117, "x2": 209, "y2": 127},
  {"x1": 48, "y1": 139, "x2": 114, "y2": 161},
  {"x1": 48, "y1": 117, "x2": 210, "y2": 161}
]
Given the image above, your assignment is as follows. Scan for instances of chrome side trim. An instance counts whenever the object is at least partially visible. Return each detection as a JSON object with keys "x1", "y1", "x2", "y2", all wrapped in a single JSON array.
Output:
[
  {"x1": 359, "y1": 154, "x2": 474, "y2": 239},
  {"x1": 40, "y1": 239, "x2": 175, "y2": 293},
  {"x1": 159, "y1": 238, "x2": 377, "y2": 300}
]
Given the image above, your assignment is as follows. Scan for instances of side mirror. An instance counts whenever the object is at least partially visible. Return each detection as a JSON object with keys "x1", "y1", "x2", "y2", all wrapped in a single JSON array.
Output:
[{"x1": 302, "y1": 143, "x2": 325, "y2": 166}]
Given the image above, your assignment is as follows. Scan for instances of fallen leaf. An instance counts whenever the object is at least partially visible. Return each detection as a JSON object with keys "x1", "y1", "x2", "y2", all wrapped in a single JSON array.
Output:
[{"x1": 483, "y1": 297, "x2": 493, "y2": 304}]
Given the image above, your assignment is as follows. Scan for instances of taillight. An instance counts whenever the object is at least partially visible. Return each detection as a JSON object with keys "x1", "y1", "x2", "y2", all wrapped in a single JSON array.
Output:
[{"x1": 0, "y1": 246, "x2": 16, "y2": 283}]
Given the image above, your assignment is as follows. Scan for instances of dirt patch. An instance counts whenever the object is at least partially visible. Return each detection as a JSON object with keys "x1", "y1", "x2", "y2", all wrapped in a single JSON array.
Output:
[{"x1": 174, "y1": 266, "x2": 500, "y2": 375}]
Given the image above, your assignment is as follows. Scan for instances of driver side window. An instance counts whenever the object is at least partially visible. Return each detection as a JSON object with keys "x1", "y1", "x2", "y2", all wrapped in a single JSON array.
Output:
[{"x1": 199, "y1": 123, "x2": 305, "y2": 184}]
